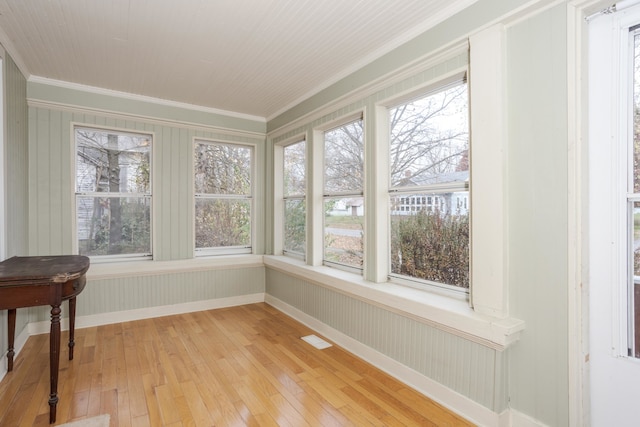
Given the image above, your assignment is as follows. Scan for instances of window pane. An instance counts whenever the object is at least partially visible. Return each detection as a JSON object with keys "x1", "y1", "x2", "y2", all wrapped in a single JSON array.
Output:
[
  {"x1": 284, "y1": 141, "x2": 306, "y2": 197},
  {"x1": 284, "y1": 199, "x2": 305, "y2": 254},
  {"x1": 388, "y1": 82, "x2": 469, "y2": 290},
  {"x1": 76, "y1": 129, "x2": 150, "y2": 193},
  {"x1": 634, "y1": 33, "x2": 640, "y2": 193},
  {"x1": 631, "y1": 32, "x2": 640, "y2": 357},
  {"x1": 76, "y1": 196, "x2": 151, "y2": 256},
  {"x1": 389, "y1": 84, "x2": 468, "y2": 188},
  {"x1": 324, "y1": 197, "x2": 363, "y2": 269},
  {"x1": 390, "y1": 191, "x2": 469, "y2": 288},
  {"x1": 633, "y1": 202, "x2": 640, "y2": 278},
  {"x1": 324, "y1": 120, "x2": 364, "y2": 194},
  {"x1": 195, "y1": 143, "x2": 251, "y2": 195},
  {"x1": 195, "y1": 199, "x2": 251, "y2": 248},
  {"x1": 631, "y1": 201, "x2": 640, "y2": 357}
]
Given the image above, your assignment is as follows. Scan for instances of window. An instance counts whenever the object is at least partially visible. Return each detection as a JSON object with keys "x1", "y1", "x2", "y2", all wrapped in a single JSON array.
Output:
[
  {"x1": 283, "y1": 140, "x2": 306, "y2": 256},
  {"x1": 194, "y1": 140, "x2": 253, "y2": 255},
  {"x1": 628, "y1": 27, "x2": 640, "y2": 357},
  {"x1": 388, "y1": 82, "x2": 469, "y2": 290},
  {"x1": 75, "y1": 127, "x2": 152, "y2": 259},
  {"x1": 323, "y1": 118, "x2": 364, "y2": 270}
]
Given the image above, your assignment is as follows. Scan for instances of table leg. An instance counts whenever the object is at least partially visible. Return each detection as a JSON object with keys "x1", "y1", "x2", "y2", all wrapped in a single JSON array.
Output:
[
  {"x1": 49, "y1": 304, "x2": 61, "y2": 424},
  {"x1": 68, "y1": 297, "x2": 76, "y2": 360},
  {"x1": 7, "y1": 308, "x2": 16, "y2": 371}
]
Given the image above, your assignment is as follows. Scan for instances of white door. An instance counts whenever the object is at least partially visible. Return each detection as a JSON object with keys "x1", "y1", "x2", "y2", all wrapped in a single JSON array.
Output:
[{"x1": 589, "y1": 4, "x2": 640, "y2": 425}]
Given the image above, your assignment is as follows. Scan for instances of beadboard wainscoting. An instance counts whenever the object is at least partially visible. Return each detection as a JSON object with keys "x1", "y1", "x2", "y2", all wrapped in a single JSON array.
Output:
[{"x1": 265, "y1": 266, "x2": 514, "y2": 427}]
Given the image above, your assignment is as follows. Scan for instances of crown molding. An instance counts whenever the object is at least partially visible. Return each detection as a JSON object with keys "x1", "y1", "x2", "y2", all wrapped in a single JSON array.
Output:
[
  {"x1": 27, "y1": 98, "x2": 266, "y2": 141},
  {"x1": 28, "y1": 75, "x2": 266, "y2": 123}
]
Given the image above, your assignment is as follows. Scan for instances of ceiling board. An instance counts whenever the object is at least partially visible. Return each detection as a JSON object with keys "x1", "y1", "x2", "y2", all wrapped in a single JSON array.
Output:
[{"x1": 0, "y1": 0, "x2": 475, "y2": 119}]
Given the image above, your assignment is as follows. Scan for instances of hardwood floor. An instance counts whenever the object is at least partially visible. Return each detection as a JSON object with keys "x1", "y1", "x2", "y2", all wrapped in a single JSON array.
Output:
[{"x1": 0, "y1": 303, "x2": 473, "y2": 426}]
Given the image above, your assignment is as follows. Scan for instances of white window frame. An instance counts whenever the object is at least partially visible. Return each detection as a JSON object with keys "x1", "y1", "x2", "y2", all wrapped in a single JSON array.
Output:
[
  {"x1": 384, "y1": 77, "x2": 470, "y2": 295},
  {"x1": 468, "y1": 25, "x2": 508, "y2": 318},
  {"x1": 320, "y1": 114, "x2": 365, "y2": 274},
  {"x1": 193, "y1": 139, "x2": 255, "y2": 257},
  {"x1": 368, "y1": 27, "x2": 508, "y2": 316},
  {"x1": 277, "y1": 137, "x2": 307, "y2": 260},
  {"x1": 267, "y1": 28, "x2": 520, "y2": 347},
  {"x1": 73, "y1": 124, "x2": 154, "y2": 262},
  {"x1": 626, "y1": 25, "x2": 640, "y2": 358}
]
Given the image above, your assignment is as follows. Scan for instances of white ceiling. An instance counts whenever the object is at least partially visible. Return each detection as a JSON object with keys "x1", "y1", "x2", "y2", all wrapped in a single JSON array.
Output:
[{"x1": 0, "y1": 0, "x2": 475, "y2": 121}]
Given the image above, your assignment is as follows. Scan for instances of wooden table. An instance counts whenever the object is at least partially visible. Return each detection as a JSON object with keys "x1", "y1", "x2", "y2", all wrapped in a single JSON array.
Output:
[{"x1": 0, "y1": 255, "x2": 90, "y2": 424}]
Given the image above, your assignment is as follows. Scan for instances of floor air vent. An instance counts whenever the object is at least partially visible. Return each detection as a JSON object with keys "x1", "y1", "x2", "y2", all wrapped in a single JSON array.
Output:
[{"x1": 301, "y1": 334, "x2": 332, "y2": 349}]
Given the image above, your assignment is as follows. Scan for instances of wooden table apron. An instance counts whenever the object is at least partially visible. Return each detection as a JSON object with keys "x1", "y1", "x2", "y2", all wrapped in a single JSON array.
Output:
[{"x1": 0, "y1": 255, "x2": 90, "y2": 424}]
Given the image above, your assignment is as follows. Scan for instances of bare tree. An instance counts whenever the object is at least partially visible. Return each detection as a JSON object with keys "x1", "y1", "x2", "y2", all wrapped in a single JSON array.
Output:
[
  {"x1": 324, "y1": 121, "x2": 364, "y2": 193},
  {"x1": 76, "y1": 129, "x2": 150, "y2": 255},
  {"x1": 390, "y1": 84, "x2": 468, "y2": 186},
  {"x1": 322, "y1": 85, "x2": 468, "y2": 191}
]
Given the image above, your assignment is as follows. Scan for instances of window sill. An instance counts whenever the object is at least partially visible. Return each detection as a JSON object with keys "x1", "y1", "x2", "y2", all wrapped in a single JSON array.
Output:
[
  {"x1": 86, "y1": 255, "x2": 265, "y2": 280},
  {"x1": 264, "y1": 255, "x2": 524, "y2": 351},
  {"x1": 85, "y1": 254, "x2": 524, "y2": 350}
]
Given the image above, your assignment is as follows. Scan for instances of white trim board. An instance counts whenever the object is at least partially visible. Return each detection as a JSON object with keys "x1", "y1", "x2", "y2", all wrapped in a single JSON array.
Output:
[
  {"x1": 29, "y1": 76, "x2": 266, "y2": 123},
  {"x1": 264, "y1": 256, "x2": 524, "y2": 350},
  {"x1": 28, "y1": 98, "x2": 266, "y2": 141},
  {"x1": 510, "y1": 409, "x2": 550, "y2": 427},
  {"x1": 27, "y1": 293, "x2": 266, "y2": 335},
  {"x1": 0, "y1": 320, "x2": 30, "y2": 383}
]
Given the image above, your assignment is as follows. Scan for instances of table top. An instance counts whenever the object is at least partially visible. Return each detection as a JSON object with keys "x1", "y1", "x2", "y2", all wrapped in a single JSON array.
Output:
[{"x1": 0, "y1": 255, "x2": 90, "y2": 285}]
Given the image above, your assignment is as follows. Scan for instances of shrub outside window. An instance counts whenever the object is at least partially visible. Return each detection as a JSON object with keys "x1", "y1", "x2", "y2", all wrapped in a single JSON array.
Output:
[
  {"x1": 75, "y1": 127, "x2": 152, "y2": 259},
  {"x1": 283, "y1": 140, "x2": 306, "y2": 256},
  {"x1": 324, "y1": 118, "x2": 364, "y2": 270},
  {"x1": 194, "y1": 141, "x2": 253, "y2": 255},
  {"x1": 388, "y1": 82, "x2": 469, "y2": 290}
]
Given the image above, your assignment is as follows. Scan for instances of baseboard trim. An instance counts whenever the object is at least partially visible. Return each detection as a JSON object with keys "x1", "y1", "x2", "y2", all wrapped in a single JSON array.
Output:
[
  {"x1": 0, "y1": 323, "x2": 30, "y2": 383},
  {"x1": 510, "y1": 409, "x2": 549, "y2": 427},
  {"x1": 27, "y1": 293, "x2": 266, "y2": 335},
  {"x1": 265, "y1": 294, "x2": 511, "y2": 427}
]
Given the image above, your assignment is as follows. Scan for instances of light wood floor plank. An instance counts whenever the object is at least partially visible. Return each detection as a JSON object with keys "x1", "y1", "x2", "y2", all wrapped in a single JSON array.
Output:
[
  {"x1": 180, "y1": 380, "x2": 213, "y2": 427},
  {"x1": 0, "y1": 303, "x2": 474, "y2": 426}
]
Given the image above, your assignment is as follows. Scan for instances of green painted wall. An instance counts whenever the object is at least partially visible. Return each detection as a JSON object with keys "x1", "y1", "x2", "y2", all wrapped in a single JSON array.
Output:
[
  {"x1": 27, "y1": 103, "x2": 266, "y2": 259},
  {"x1": 7, "y1": 1, "x2": 575, "y2": 424},
  {"x1": 507, "y1": 5, "x2": 569, "y2": 426},
  {"x1": 27, "y1": 266, "x2": 266, "y2": 323},
  {"x1": 6, "y1": 55, "x2": 28, "y2": 258},
  {"x1": 28, "y1": 81, "x2": 266, "y2": 134},
  {"x1": 265, "y1": 1, "x2": 573, "y2": 425},
  {"x1": 1, "y1": 53, "x2": 29, "y2": 368},
  {"x1": 24, "y1": 83, "x2": 269, "y2": 338}
]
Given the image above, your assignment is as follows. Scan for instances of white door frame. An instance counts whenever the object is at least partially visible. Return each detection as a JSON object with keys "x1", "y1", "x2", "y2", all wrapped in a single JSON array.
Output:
[{"x1": 586, "y1": 3, "x2": 640, "y2": 426}]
